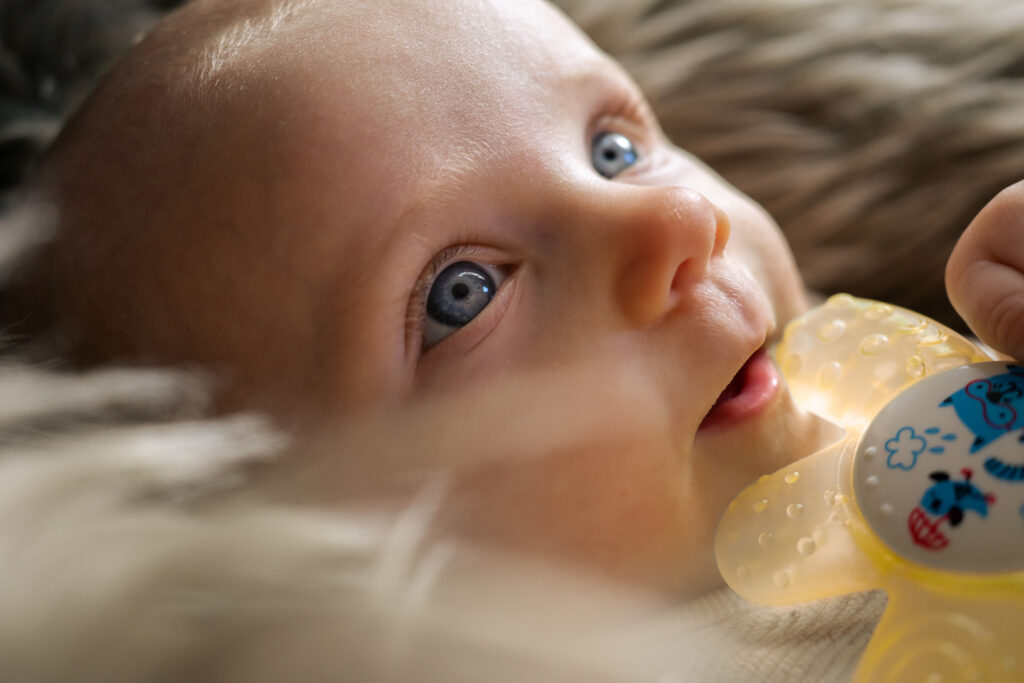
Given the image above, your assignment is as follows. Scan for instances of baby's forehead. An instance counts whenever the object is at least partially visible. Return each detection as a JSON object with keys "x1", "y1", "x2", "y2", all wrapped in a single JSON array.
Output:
[
  {"x1": 257, "y1": 0, "x2": 613, "y2": 107},
  {"x1": 49, "y1": 0, "x2": 634, "y2": 250},
  {"x1": 186, "y1": 1, "x2": 624, "y2": 166}
]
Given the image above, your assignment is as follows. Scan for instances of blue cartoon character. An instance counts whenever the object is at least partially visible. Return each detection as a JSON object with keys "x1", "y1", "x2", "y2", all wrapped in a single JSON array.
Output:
[
  {"x1": 907, "y1": 468, "x2": 996, "y2": 550},
  {"x1": 939, "y1": 365, "x2": 1024, "y2": 453}
]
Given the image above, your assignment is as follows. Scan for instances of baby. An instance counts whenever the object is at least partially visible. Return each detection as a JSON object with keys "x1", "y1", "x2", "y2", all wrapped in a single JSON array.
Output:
[{"x1": 4, "y1": 0, "x2": 1022, "y2": 609}]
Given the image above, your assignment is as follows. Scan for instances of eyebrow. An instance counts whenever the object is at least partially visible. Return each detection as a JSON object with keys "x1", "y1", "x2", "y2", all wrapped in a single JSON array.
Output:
[
  {"x1": 391, "y1": 55, "x2": 647, "y2": 242},
  {"x1": 545, "y1": 50, "x2": 644, "y2": 104},
  {"x1": 397, "y1": 137, "x2": 502, "y2": 234}
]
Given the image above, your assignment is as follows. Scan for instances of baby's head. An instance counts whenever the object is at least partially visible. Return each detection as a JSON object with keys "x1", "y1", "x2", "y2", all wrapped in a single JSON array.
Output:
[{"x1": 11, "y1": 0, "x2": 829, "y2": 593}]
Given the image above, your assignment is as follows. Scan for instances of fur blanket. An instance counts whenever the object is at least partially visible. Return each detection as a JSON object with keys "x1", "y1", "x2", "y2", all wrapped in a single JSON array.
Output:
[
  {"x1": 4, "y1": 0, "x2": 1024, "y2": 680},
  {"x1": 0, "y1": 357, "x2": 886, "y2": 682},
  {"x1": 0, "y1": 362, "x2": 648, "y2": 682}
]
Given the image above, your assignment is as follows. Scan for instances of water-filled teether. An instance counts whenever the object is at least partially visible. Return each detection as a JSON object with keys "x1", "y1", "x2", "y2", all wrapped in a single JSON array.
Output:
[{"x1": 715, "y1": 294, "x2": 1024, "y2": 682}]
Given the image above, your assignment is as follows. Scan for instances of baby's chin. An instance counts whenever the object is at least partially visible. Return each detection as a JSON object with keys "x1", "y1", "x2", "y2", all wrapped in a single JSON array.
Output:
[
  {"x1": 694, "y1": 378, "x2": 842, "y2": 498},
  {"x1": 737, "y1": 383, "x2": 843, "y2": 476}
]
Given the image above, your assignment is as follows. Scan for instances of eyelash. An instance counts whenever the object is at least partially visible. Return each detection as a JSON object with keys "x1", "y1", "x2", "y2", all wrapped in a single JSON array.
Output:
[
  {"x1": 610, "y1": 92, "x2": 650, "y2": 128},
  {"x1": 407, "y1": 242, "x2": 482, "y2": 348},
  {"x1": 593, "y1": 90, "x2": 653, "y2": 140},
  {"x1": 588, "y1": 92, "x2": 654, "y2": 177}
]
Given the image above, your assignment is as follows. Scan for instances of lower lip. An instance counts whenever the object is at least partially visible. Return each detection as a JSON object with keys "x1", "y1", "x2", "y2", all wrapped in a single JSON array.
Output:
[{"x1": 699, "y1": 348, "x2": 781, "y2": 430}]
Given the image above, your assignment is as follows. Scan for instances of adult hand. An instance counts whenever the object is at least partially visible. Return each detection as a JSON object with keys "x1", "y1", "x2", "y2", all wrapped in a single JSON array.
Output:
[{"x1": 946, "y1": 180, "x2": 1024, "y2": 360}]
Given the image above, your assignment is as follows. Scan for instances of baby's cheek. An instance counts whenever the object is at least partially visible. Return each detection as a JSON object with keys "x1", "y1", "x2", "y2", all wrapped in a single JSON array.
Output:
[{"x1": 437, "y1": 439, "x2": 710, "y2": 591}]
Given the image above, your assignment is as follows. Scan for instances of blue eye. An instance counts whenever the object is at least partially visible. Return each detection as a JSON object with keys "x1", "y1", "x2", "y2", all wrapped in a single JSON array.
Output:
[
  {"x1": 591, "y1": 131, "x2": 638, "y2": 178},
  {"x1": 424, "y1": 261, "x2": 498, "y2": 348}
]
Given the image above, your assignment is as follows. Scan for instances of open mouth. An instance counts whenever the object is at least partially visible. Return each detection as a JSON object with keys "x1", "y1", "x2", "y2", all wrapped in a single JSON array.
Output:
[{"x1": 699, "y1": 347, "x2": 781, "y2": 430}]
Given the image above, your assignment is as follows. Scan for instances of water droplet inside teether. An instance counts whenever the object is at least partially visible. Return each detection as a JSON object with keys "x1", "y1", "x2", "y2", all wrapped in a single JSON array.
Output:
[
  {"x1": 918, "y1": 326, "x2": 947, "y2": 345},
  {"x1": 816, "y1": 319, "x2": 846, "y2": 342},
  {"x1": 758, "y1": 532, "x2": 773, "y2": 548},
  {"x1": 784, "y1": 471, "x2": 800, "y2": 484},
  {"x1": 781, "y1": 353, "x2": 802, "y2": 377},
  {"x1": 823, "y1": 489, "x2": 836, "y2": 505},
  {"x1": 880, "y1": 503, "x2": 893, "y2": 516},
  {"x1": 865, "y1": 303, "x2": 893, "y2": 320},
  {"x1": 786, "y1": 503, "x2": 804, "y2": 519},
  {"x1": 865, "y1": 475, "x2": 879, "y2": 488},
  {"x1": 773, "y1": 570, "x2": 790, "y2": 589},
  {"x1": 859, "y1": 333, "x2": 889, "y2": 355},
  {"x1": 832, "y1": 493, "x2": 846, "y2": 506},
  {"x1": 816, "y1": 361, "x2": 842, "y2": 388},
  {"x1": 736, "y1": 564, "x2": 751, "y2": 581},
  {"x1": 797, "y1": 537, "x2": 816, "y2": 555},
  {"x1": 753, "y1": 498, "x2": 768, "y2": 512},
  {"x1": 906, "y1": 355, "x2": 925, "y2": 377},
  {"x1": 898, "y1": 316, "x2": 927, "y2": 333}
]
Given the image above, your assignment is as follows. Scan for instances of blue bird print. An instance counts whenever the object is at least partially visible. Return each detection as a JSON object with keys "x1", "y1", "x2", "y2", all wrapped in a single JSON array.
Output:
[
  {"x1": 908, "y1": 468, "x2": 996, "y2": 551},
  {"x1": 920, "y1": 469, "x2": 993, "y2": 527}
]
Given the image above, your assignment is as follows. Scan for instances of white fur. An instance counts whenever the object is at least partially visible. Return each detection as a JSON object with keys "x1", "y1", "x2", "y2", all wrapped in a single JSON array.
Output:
[{"x1": 0, "y1": 362, "x2": 646, "y2": 682}]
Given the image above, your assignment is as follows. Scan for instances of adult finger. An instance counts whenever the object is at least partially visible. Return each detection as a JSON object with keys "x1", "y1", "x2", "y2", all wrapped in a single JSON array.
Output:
[{"x1": 946, "y1": 181, "x2": 1024, "y2": 360}]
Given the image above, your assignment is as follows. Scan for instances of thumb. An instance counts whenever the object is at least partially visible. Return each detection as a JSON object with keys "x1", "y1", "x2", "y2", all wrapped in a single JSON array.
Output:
[{"x1": 947, "y1": 181, "x2": 1024, "y2": 360}]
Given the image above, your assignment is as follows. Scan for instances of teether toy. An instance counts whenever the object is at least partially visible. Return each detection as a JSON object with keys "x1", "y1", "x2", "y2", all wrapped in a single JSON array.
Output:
[{"x1": 715, "y1": 294, "x2": 1024, "y2": 682}]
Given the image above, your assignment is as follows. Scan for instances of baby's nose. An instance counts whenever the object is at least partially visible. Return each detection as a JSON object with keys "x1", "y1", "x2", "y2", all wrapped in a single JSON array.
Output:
[{"x1": 604, "y1": 185, "x2": 729, "y2": 326}]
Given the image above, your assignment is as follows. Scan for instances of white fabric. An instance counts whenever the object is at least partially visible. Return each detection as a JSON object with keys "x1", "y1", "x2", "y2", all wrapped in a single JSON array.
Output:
[{"x1": 617, "y1": 588, "x2": 886, "y2": 682}]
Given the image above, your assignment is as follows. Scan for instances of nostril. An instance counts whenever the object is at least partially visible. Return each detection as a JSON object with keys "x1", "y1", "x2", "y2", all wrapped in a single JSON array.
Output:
[
  {"x1": 668, "y1": 253, "x2": 710, "y2": 301},
  {"x1": 711, "y1": 204, "x2": 731, "y2": 258},
  {"x1": 670, "y1": 258, "x2": 696, "y2": 295},
  {"x1": 671, "y1": 260, "x2": 688, "y2": 293},
  {"x1": 614, "y1": 186, "x2": 731, "y2": 326},
  {"x1": 663, "y1": 195, "x2": 728, "y2": 300}
]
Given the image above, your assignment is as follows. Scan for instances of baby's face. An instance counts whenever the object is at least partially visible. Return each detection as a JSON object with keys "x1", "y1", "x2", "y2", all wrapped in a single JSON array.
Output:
[{"x1": 38, "y1": 0, "x2": 828, "y2": 592}]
